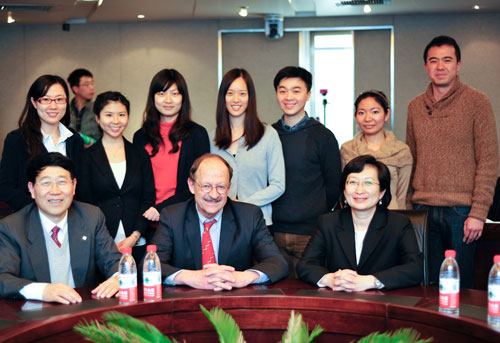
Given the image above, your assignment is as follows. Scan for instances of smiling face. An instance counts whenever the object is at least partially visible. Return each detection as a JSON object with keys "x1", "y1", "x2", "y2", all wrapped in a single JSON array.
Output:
[
  {"x1": 425, "y1": 44, "x2": 461, "y2": 90},
  {"x1": 344, "y1": 165, "x2": 385, "y2": 213},
  {"x1": 355, "y1": 97, "x2": 390, "y2": 136},
  {"x1": 187, "y1": 157, "x2": 231, "y2": 219},
  {"x1": 225, "y1": 77, "x2": 249, "y2": 119},
  {"x1": 31, "y1": 83, "x2": 67, "y2": 131},
  {"x1": 96, "y1": 101, "x2": 129, "y2": 139},
  {"x1": 28, "y1": 166, "x2": 76, "y2": 223},
  {"x1": 276, "y1": 77, "x2": 311, "y2": 119},
  {"x1": 154, "y1": 83, "x2": 183, "y2": 123}
]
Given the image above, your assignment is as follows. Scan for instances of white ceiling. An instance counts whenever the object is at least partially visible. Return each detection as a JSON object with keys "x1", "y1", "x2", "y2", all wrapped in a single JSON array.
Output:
[{"x1": 1, "y1": 0, "x2": 499, "y2": 25}]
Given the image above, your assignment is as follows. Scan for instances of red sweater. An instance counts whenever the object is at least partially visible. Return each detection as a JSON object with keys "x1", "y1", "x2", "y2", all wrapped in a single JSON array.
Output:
[{"x1": 145, "y1": 121, "x2": 182, "y2": 204}]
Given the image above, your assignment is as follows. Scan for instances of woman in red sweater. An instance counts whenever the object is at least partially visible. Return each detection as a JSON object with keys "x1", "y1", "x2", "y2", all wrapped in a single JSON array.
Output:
[{"x1": 133, "y1": 69, "x2": 209, "y2": 221}]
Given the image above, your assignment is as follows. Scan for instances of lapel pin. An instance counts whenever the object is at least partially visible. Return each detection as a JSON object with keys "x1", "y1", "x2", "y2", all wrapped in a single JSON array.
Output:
[{"x1": 82, "y1": 236, "x2": 87, "y2": 241}]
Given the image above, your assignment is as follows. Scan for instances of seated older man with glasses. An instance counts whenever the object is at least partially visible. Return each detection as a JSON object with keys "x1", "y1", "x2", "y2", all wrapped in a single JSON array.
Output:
[{"x1": 151, "y1": 153, "x2": 288, "y2": 291}]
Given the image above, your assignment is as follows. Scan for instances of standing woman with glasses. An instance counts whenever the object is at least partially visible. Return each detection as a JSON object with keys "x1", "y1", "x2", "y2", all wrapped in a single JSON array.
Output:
[
  {"x1": 79, "y1": 92, "x2": 155, "y2": 261},
  {"x1": 0, "y1": 75, "x2": 84, "y2": 211},
  {"x1": 133, "y1": 69, "x2": 210, "y2": 222},
  {"x1": 340, "y1": 90, "x2": 412, "y2": 209},
  {"x1": 210, "y1": 68, "x2": 285, "y2": 226}
]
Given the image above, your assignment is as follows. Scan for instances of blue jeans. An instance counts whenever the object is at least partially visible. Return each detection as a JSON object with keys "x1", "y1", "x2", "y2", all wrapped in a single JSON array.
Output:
[{"x1": 414, "y1": 204, "x2": 476, "y2": 289}]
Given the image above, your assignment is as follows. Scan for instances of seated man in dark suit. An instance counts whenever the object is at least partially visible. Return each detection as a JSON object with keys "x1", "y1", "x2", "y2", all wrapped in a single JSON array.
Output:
[
  {"x1": 0, "y1": 153, "x2": 122, "y2": 304},
  {"x1": 153, "y1": 153, "x2": 288, "y2": 290}
]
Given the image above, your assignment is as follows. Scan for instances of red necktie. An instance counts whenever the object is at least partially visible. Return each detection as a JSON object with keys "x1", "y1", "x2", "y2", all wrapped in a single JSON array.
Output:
[
  {"x1": 201, "y1": 219, "x2": 217, "y2": 266},
  {"x1": 51, "y1": 226, "x2": 61, "y2": 248}
]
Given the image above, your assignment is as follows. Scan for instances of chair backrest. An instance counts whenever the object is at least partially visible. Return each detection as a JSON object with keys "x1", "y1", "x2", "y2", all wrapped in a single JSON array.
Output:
[{"x1": 393, "y1": 209, "x2": 429, "y2": 286}]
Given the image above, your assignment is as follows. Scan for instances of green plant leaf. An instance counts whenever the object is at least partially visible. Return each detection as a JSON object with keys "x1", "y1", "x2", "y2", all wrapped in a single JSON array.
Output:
[
  {"x1": 353, "y1": 328, "x2": 433, "y2": 343},
  {"x1": 281, "y1": 310, "x2": 323, "y2": 343},
  {"x1": 200, "y1": 305, "x2": 246, "y2": 343},
  {"x1": 74, "y1": 311, "x2": 177, "y2": 343}
]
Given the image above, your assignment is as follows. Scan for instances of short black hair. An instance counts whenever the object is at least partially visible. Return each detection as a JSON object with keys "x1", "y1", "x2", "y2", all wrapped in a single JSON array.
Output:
[
  {"x1": 340, "y1": 155, "x2": 392, "y2": 209},
  {"x1": 273, "y1": 66, "x2": 312, "y2": 91},
  {"x1": 423, "y1": 35, "x2": 461, "y2": 63},
  {"x1": 67, "y1": 69, "x2": 93, "y2": 88},
  {"x1": 93, "y1": 91, "x2": 130, "y2": 116},
  {"x1": 189, "y1": 153, "x2": 233, "y2": 182},
  {"x1": 27, "y1": 152, "x2": 76, "y2": 183}
]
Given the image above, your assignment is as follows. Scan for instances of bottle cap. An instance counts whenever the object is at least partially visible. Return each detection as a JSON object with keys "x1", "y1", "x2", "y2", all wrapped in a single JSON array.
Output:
[
  {"x1": 146, "y1": 245, "x2": 157, "y2": 253},
  {"x1": 121, "y1": 247, "x2": 132, "y2": 254},
  {"x1": 445, "y1": 250, "x2": 456, "y2": 259},
  {"x1": 494, "y1": 255, "x2": 500, "y2": 264}
]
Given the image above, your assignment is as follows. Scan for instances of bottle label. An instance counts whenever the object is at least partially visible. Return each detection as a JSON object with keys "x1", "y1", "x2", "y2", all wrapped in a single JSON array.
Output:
[
  {"x1": 488, "y1": 284, "x2": 500, "y2": 316},
  {"x1": 119, "y1": 274, "x2": 137, "y2": 303},
  {"x1": 143, "y1": 271, "x2": 162, "y2": 300},
  {"x1": 439, "y1": 278, "x2": 459, "y2": 309}
]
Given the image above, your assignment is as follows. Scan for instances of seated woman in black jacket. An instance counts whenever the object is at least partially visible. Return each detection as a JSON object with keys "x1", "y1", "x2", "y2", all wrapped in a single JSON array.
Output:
[
  {"x1": 0, "y1": 75, "x2": 84, "y2": 211},
  {"x1": 297, "y1": 155, "x2": 422, "y2": 291},
  {"x1": 80, "y1": 92, "x2": 155, "y2": 261}
]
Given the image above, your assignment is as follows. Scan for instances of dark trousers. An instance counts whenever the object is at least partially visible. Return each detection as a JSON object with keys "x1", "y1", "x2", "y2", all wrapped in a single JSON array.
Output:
[{"x1": 414, "y1": 204, "x2": 476, "y2": 289}]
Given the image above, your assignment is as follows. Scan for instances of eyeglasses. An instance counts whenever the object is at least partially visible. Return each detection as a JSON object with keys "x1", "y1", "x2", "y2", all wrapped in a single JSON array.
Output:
[
  {"x1": 37, "y1": 179, "x2": 72, "y2": 189},
  {"x1": 79, "y1": 82, "x2": 95, "y2": 88},
  {"x1": 195, "y1": 182, "x2": 228, "y2": 194},
  {"x1": 37, "y1": 97, "x2": 67, "y2": 105},
  {"x1": 345, "y1": 179, "x2": 380, "y2": 188}
]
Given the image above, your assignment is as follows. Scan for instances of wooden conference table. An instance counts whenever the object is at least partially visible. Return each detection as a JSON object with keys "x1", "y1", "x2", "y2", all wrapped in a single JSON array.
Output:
[{"x1": 0, "y1": 280, "x2": 499, "y2": 343}]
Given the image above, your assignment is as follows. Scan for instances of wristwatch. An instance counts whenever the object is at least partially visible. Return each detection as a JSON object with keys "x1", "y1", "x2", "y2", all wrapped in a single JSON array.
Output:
[{"x1": 374, "y1": 278, "x2": 384, "y2": 289}]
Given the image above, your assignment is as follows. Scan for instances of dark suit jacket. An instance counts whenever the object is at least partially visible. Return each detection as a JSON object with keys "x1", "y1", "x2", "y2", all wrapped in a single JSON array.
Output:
[
  {"x1": 0, "y1": 201, "x2": 122, "y2": 299},
  {"x1": 79, "y1": 138, "x2": 155, "y2": 237},
  {"x1": 297, "y1": 208, "x2": 423, "y2": 290},
  {"x1": 152, "y1": 198, "x2": 288, "y2": 283},
  {"x1": 0, "y1": 129, "x2": 84, "y2": 211},
  {"x1": 133, "y1": 122, "x2": 210, "y2": 212}
]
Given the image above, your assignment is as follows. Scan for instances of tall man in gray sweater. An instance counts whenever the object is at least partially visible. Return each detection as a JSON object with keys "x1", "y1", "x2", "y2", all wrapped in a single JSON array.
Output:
[{"x1": 406, "y1": 36, "x2": 498, "y2": 288}]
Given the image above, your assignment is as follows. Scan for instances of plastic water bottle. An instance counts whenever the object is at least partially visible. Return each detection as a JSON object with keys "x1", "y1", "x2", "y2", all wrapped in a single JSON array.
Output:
[
  {"x1": 119, "y1": 247, "x2": 137, "y2": 304},
  {"x1": 439, "y1": 249, "x2": 460, "y2": 315},
  {"x1": 143, "y1": 245, "x2": 162, "y2": 301},
  {"x1": 488, "y1": 255, "x2": 500, "y2": 326}
]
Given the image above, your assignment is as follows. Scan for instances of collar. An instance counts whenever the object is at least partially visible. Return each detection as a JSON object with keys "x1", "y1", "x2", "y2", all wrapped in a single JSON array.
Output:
[
  {"x1": 280, "y1": 112, "x2": 309, "y2": 132},
  {"x1": 41, "y1": 123, "x2": 74, "y2": 144},
  {"x1": 195, "y1": 204, "x2": 223, "y2": 224},
  {"x1": 38, "y1": 209, "x2": 68, "y2": 235}
]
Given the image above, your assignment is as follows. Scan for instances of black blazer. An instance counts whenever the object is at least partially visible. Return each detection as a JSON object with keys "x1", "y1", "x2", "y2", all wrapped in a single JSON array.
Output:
[
  {"x1": 133, "y1": 122, "x2": 210, "y2": 212},
  {"x1": 297, "y1": 208, "x2": 423, "y2": 290},
  {"x1": 0, "y1": 201, "x2": 121, "y2": 299},
  {"x1": 79, "y1": 139, "x2": 155, "y2": 238},
  {"x1": 0, "y1": 129, "x2": 84, "y2": 211},
  {"x1": 152, "y1": 198, "x2": 288, "y2": 283}
]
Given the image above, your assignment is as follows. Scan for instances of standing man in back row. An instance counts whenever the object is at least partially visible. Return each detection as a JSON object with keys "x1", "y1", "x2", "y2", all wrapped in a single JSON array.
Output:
[
  {"x1": 67, "y1": 69, "x2": 101, "y2": 145},
  {"x1": 272, "y1": 66, "x2": 342, "y2": 278},
  {"x1": 406, "y1": 36, "x2": 499, "y2": 288}
]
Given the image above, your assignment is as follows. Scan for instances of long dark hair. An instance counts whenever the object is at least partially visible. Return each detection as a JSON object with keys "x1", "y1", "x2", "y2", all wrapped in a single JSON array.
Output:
[
  {"x1": 141, "y1": 69, "x2": 194, "y2": 156},
  {"x1": 18, "y1": 75, "x2": 70, "y2": 157},
  {"x1": 214, "y1": 68, "x2": 264, "y2": 150}
]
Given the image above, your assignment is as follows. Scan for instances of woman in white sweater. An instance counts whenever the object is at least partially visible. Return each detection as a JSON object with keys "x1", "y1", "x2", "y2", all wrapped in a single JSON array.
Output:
[{"x1": 210, "y1": 68, "x2": 285, "y2": 226}]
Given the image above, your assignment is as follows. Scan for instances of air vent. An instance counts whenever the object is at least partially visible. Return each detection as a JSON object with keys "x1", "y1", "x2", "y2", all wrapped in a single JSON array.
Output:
[
  {"x1": 0, "y1": 3, "x2": 55, "y2": 12},
  {"x1": 336, "y1": 0, "x2": 391, "y2": 6}
]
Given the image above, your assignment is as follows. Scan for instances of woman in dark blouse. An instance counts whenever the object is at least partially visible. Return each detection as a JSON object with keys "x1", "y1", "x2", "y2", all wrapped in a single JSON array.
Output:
[
  {"x1": 80, "y1": 91, "x2": 155, "y2": 261},
  {"x1": 0, "y1": 75, "x2": 83, "y2": 211}
]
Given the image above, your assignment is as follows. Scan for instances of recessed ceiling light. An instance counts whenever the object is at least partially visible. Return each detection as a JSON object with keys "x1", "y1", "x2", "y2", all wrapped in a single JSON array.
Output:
[
  {"x1": 363, "y1": 5, "x2": 372, "y2": 13},
  {"x1": 238, "y1": 6, "x2": 248, "y2": 17},
  {"x1": 137, "y1": 14, "x2": 145, "y2": 19},
  {"x1": 473, "y1": 5, "x2": 480, "y2": 10}
]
